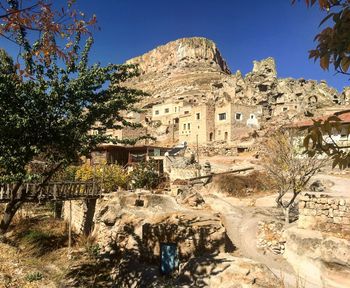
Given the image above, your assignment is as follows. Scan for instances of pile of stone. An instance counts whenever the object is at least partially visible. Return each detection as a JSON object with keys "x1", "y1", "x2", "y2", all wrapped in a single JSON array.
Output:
[
  {"x1": 257, "y1": 221, "x2": 285, "y2": 255},
  {"x1": 197, "y1": 145, "x2": 237, "y2": 157}
]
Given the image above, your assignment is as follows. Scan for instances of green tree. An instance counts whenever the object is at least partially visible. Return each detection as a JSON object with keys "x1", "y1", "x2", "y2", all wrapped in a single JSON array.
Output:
[
  {"x1": 0, "y1": 38, "x2": 146, "y2": 234},
  {"x1": 295, "y1": 0, "x2": 350, "y2": 73},
  {"x1": 294, "y1": 0, "x2": 350, "y2": 167},
  {"x1": 131, "y1": 160, "x2": 159, "y2": 190}
]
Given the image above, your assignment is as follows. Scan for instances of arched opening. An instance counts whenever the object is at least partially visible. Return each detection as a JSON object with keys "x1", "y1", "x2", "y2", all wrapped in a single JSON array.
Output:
[
  {"x1": 209, "y1": 132, "x2": 213, "y2": 141},
  {"x1": 224, "y1": 132, "x2": 228, "y2": 141}
]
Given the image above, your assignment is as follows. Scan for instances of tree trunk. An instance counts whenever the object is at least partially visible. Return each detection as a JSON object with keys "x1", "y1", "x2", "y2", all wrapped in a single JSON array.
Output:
[
  {"x1": 283, "y1": 206, "x2": 290, "y2": 225},
  {"x1": 54, "y1": 201, "x2": 63, "y2": 219},
  {"x1": 0, "y1": 199, "x2": 23, "y2": 236},
  {"x1": 0, "y1": 182, "x2": 24, "y2": 237}
]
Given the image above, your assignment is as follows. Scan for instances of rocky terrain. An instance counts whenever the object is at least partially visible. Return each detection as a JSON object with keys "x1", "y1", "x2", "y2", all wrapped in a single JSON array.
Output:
[{"x1": 125, "y1": 37, "x2": 348, "y2": 120}]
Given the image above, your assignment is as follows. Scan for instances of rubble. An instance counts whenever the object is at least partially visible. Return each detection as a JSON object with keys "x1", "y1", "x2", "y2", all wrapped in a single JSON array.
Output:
[{"x1": 257, "y1": 221, "x2": 286, "y2": 255}]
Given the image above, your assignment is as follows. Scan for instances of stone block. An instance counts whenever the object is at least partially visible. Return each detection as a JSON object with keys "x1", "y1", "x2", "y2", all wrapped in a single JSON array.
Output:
[
  {"x1": 339, "y1": 205, "x2": 347, "y2": 212},
  {"x1": 342, "y1": 217, "x2": 350, "y2": 225},
  {"x1": 329, "y1": 208, "x2": 334, "y2": 217},
  {"x1": 334, "y1": 217, "x2": 343, "y2": 224},
  {"x1": 310, "y1": 209, "x2": 317, "y2": 216},
  {"x1": 331, "y1": 204, "x2": 338, "y2": 210},
  {"x1": 327, "y1": 199, "x2": 335, "y2": 205},
  {"x1": 339, "y1": 199, "x2": 346, "y2": 206},
  {"x1": 308, "y1": 202, "x2": 315, "y2": 209},
  {"x1": 339, "y1": 211, "x2": 345, "y2": 217},
  {"x1": 320, "y1": 198, "x2": 328, "y2": 204}
]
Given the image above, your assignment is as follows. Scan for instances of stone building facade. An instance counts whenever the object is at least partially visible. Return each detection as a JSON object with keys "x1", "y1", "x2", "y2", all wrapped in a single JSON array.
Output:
[
  {"x1": 177, "y1": 101, "x2": 261, "y2": 144},
  {"x1": 152, "y1": 101, "x2": 188, "y2": 125},
  {"x1": 215, "y1": 102, "x2": 262, "y2": 142},
  {"x1": 178, "y1": 102, "x2": 215, "y2": 144}
]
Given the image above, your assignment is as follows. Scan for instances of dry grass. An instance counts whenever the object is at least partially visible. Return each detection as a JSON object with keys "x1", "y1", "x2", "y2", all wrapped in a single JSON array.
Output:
[
  {"x1": 0, "y1": 212, "x2": 84, "y2": 288},
  {"x1": 212, "y1": 171, "x2": 275, "y2": 198}
]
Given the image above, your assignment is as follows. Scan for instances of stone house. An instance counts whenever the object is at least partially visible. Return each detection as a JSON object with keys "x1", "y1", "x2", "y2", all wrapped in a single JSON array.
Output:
[
  {"x1": 152, "y1": 101, "x2": 189, "y2": 125},
  {"x1": 215, "y1": 102, "x2": 262, "y2": 142},
  {"x1": 290, "y1": 110, "x2": 350, "y2": 148},
  {"x1": 178, "y1": 102, "x2": 215, "y2": 144},
  {"x1": 177, "y1": 101, "x2": 261, "y2": 144}
]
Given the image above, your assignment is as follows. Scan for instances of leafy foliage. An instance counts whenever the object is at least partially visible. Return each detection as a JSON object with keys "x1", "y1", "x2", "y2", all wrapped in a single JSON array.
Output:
[
  {"x1": 131, "y1": 160, "x2": 159, "y2": 189},
  {"x1": 0, "y1": 0, "x2": 96, "y2": 71},
  {"x1": 0, "y1": 39, "x2": 145, "y2": 182},
  {"x1": 303, "y1": 114, "x2": 350, "y2": 168},
  {"x1": 294, "y1": 0, "x2": 350, "y2": 73},
  {"x1": 25, "y1": 271, "x2": 43, "y2": 282},
  {"x1": 75, "y1": 163, "x2": 129, "y2": 192}
]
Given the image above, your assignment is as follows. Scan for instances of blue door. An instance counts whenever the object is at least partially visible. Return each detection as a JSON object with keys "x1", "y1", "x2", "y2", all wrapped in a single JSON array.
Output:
[{"x1": 160, "y1": 243, "x2": 179, "y2": 275}]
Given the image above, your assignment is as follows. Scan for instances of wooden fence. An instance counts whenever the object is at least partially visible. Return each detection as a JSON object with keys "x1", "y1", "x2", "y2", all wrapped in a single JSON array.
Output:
[{"x1": 0, "y1": 181, "x2": 100, "y2": 203}]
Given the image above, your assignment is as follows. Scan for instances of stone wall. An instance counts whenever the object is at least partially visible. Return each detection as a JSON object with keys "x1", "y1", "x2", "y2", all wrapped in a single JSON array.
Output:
[
  {"x1": 170, "y1": 167, "x2": 199, "y2": 182},
  {"x1": 298, "y1": 192, "x2": 350, "y2": 234},
  {"x1": 63, "y1": 199, "x2": 97, "y2": 235}
]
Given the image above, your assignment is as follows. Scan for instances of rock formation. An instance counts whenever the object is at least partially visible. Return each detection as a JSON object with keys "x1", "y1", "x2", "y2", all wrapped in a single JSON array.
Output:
[
  {"x1": 124, "y1": 37, "x2": 349, "y2": 120},
  {"x1": 125, "y1": 37, "x2": 234, "y2": 108}
]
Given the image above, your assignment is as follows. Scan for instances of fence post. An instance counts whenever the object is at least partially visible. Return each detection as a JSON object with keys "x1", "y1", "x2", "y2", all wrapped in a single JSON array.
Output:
[{"x1": 68, "y1": 200, "x2": 72, "y2": 259}]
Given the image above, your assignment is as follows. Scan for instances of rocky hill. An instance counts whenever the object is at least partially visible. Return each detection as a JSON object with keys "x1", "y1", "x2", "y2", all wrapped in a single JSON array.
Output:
[{"x1": 125, "y1": 37, "x2": 348, "y2": 118}]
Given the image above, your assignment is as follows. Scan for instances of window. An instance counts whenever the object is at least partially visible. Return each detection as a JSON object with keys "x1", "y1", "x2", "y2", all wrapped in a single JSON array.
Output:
[
  {"x1": 196, "y1": 113, "x2": 200, "y2": 120},
  {"x1": 235, "y1": 113, "x2": 242, "y2": 121},
  {"x1": 250, "y1": 114, "x2": 255, "y2": 120},
  {"x1": 224, "y1": 132, "x2": 228, "y2": 141},
  {"x1": 283, "y1": 107, "x2": 288, "y2": 112},
  {"x1": 155, "y1": 110, "x2": 159, "y2": 115},
  {"x1": 184, "y1": 111, "x2": 189, "y2": 115},
  {"x1": 174, "y1": 107, "x2": 177, "y2": 112},
  {"x1": 187, "y1": 123, "x2": 191, "y2": 130},
  {"x1": 218, "y1": 113, "x2": 226, "y2": 120},
  {"x1": 164, "y1": 108, "x2": 169, "y2": 113},
  {"x1": 183, "y1": 124, "x2": 186, "y2": 130}
]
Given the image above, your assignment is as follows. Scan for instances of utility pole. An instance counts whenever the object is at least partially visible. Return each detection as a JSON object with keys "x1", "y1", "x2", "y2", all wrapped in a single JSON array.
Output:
[
  {"x1": 196, "y1": 134, "x2": 200, "y2": 164},
  {"x1": 196, "y1": 134, "x2": 201, "y2": 177}
]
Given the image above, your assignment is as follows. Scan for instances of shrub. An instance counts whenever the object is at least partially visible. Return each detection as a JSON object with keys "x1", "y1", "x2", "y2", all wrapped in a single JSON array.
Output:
[
  {"x1": 25, "y1": 272, "x2": 43, "y2": 282},
  {"x1": 131, "y1": 160, "x2": 159, "y2": 189},
  {"x1": 213, "y1": 171, "x2": 273, "y2": 197},
  {"x1": 23, "y1": 230, "x2": 52, "y2": 243},
  {"x1": 55, "y1": 163, "x2": 129, "y2": 192}
]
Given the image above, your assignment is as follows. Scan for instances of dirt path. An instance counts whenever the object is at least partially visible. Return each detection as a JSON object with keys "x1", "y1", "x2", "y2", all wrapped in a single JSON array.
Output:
[
  {"x1": 204, "y1": 194, "x2": 298, "y2": 287},
  {"x1": 313, "y1": 174, "x2": 350, "y2": 197}
]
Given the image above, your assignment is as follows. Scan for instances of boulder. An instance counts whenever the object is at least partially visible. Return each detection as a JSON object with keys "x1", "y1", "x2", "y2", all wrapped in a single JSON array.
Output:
[
  {"x1": 283, "y1": 226, "x2": 350, "y2": 288},
  {"x1": 177, "y1": 253, "x2": 279, "y2": 287}
]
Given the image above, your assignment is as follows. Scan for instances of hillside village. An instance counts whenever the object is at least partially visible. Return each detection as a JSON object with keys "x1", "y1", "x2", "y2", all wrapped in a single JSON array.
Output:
[
  {"x1": 93, "y1": 38, "x2": 350, "y2": 159},
  {"x1": 2, "y1": 37, "x2": 350, "y2": 288}
]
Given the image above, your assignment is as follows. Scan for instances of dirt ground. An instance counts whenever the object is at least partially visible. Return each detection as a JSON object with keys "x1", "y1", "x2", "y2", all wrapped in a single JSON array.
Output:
[{"x1": 0, "y1": 213, "x2": 114, "y2": 288}]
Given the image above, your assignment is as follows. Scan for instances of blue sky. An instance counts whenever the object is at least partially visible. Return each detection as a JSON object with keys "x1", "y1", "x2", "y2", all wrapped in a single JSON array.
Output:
[{"x1": 1, "y1": 0, "x2": 349, "y2": 91}]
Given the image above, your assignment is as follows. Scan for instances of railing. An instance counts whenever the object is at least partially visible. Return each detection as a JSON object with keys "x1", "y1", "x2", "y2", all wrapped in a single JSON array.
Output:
[{"x1": 0, "y1": 181, "x2": 100, "y2": 203}]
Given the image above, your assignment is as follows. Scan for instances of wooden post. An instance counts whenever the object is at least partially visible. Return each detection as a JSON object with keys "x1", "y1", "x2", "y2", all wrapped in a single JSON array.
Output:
[{"x1": 68, "y1": 200, "x2": 72, "y2": 258}]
